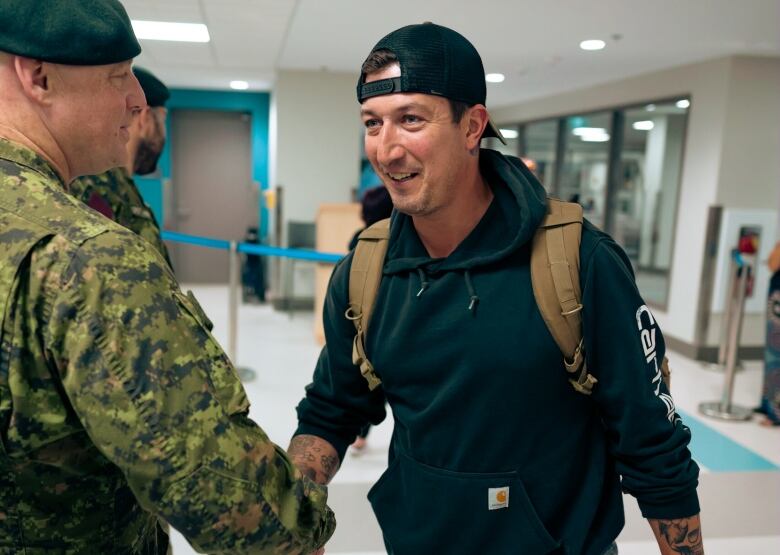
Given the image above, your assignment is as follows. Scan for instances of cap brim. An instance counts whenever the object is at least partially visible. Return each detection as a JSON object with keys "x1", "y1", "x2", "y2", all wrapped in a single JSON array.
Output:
[{"x1": 482, "y1": 114, "x2": 506, "y2": 145}]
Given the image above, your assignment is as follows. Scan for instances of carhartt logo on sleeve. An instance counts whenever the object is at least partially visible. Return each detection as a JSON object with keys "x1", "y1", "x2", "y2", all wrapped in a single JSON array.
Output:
[{"x1": 488, "y1": 487, "x2": 509, "y2": 510}]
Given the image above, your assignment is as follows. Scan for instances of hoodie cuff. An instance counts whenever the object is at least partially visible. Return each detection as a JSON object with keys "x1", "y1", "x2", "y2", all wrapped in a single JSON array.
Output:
[
  {"x1": 637, "y1": 489, "x2": 701, "y2": 520},
  {"x1": 293, "y1": 424, "x2": 352, "y2": 463}
]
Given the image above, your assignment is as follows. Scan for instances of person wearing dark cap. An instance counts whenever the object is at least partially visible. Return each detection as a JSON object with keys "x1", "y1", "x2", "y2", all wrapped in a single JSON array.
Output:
[
  {"x1": 289, "y1": 22, "x2": 703, "y2": 555},
  {"x1": 0, "y1": 1, "x2": 334, "y2": 553},
  {"x1": 70, "y1": 67, "x2": 173, "y2": 267}
]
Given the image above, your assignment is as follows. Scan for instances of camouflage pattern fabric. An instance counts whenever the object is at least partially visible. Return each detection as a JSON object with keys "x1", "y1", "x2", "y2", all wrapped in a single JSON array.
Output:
[
  {"x1": 69, "y1": 168, "x2": 173, "y2": 269},
  {"x1": 0, "y1": 138, "x2": 335, "y2": 554}
]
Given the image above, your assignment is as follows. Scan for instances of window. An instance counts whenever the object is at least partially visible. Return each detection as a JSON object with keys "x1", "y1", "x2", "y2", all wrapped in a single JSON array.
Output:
[
  {"x1": 524, "y1": 120, "x2": 558, "y2": 191},
  {"x1": 615, "y1": 101, "x2": 688, "y2": 305},
  {"x1": 559, "y1": 112, "x2": 612, "y2": 230},
  {"x1": 500, "y1": 97, "x2": 689, "y2": 308}
]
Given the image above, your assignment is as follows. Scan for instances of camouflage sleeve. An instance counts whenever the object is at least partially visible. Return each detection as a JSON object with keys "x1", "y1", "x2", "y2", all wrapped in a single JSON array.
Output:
[{"x1": 44, "y1": 229, "x2": 335, "y2": 554}]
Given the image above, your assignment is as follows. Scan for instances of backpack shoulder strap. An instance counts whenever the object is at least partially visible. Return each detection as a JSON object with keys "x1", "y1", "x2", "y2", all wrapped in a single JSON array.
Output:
[
  {"x1": 346, "y1": 218, "x2": 390, "y2": 391},
  {"x1": 530, "y1": 198, "x2": 597, "y2": 395}
]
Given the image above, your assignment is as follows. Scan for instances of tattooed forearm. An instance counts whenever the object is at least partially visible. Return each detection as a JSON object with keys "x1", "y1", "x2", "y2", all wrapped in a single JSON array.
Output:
[
  {"x1": 287, "y1": 434, "x2": 341, "y2": 485},
  {"x1": 648, "y1": 514, "x2": 704, "y2": 555}
]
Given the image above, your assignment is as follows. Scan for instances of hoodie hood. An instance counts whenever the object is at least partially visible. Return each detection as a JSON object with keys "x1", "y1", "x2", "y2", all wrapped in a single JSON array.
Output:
[{"x1": 384, "y1": 148, "x2": 548, "y2": 275}]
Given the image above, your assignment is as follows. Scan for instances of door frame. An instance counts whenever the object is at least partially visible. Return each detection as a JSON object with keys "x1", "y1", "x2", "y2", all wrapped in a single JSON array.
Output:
[{"x1": 138, "y1": 89, "x2": 271, "y2": 239}]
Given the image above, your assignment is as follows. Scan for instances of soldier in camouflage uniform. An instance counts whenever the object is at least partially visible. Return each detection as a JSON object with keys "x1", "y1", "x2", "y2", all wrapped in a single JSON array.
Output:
[
  {"x1": 0, "y1": 1, "x2": 335, "y2": 553},
  {"x1": 70, "y1": 67, "x2": 173, "y2": 268}
]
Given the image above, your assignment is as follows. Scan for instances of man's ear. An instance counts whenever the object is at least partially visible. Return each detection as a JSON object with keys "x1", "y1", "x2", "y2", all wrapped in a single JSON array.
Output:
[
  {"x1": 134, "y1": 107, "x2": 153, "y2": 136},
  {"x1": 14, "y1": 57, "x2": 52, "y2": 105},
  {"x1": 464, "y1": 104, "x2": 489, "y2": 151}
]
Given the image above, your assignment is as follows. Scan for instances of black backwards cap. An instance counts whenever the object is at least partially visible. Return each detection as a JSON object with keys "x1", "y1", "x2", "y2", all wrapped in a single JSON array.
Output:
[
  {"x1": 0, "y1": 0, "x2": 141, "y2": 65},
  {"x1": 133, "y1": 67, "x2": 170, "y2": 107},
  {"x1": 357, "y1": 22, "x2": 505, "y2": 144}
]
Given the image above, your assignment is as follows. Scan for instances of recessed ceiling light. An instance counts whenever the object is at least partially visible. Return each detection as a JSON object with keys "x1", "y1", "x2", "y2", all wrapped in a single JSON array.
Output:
[
  {"x1": 573, "y1": 127, "x2": 610, "y2": 142},
  {"x1": 579, "y1": 39, "x2": 606, "y2": 51},
  {"x1": 230, "y1": 80, "x2": 249, "y2": 90},
  {"x1": 645, "y1": 104, "x2": 656, "y2": 112},
  {"x1": 485, "y1": 73, "x2": 505, "y2": 83},
  {"x1": 572, "y1": 127, "x2": 607, "y2": 136},
  {"x1": 581, "y1": 134, "x2": 610, "y2": 142},
  {"x1": 131, "y1": 20, "x2": 210, "y2": 43},
  {"x1": 632, "y1": 120, "x2": 655, "y2": 131},
  {"x1": 676, "y1": 99, "x2": 690, "y2": 109},
  {"x1": 500, "y1": 129, "x2": 519, "y2": 139}
]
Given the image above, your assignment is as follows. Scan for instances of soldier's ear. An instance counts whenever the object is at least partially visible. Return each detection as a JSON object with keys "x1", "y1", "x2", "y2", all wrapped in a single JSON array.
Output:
[
  {"x1": 14, "y1": 57, "x2": 51, "y2": 104},
  {"x1": 138, "y1": 107, "x2": 156, "y2": 135}
]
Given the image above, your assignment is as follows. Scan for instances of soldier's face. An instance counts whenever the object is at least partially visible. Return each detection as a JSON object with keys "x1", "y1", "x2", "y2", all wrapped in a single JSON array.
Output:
[
  {"x1": 132, "y1": 106, "x2": 167, "y2": 175},
  {"x1": 47, "y1": 61, "x2": 145, "y2": 179}
]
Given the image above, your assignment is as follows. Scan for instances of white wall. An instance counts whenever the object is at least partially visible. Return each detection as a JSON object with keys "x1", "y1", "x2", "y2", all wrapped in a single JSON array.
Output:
[
  {"x1": 716, "y1": 56, "x2": 780, "y2": 212},
  {"x1": 274, "y1": 69, "x2": 361, "y2": 238},
  {"x1": 493, "y1": 56, "x2": 734, "y2": 345}
]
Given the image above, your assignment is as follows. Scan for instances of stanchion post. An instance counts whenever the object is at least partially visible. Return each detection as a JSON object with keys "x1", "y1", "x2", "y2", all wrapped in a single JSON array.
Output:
[
  {"x1": 699, "y1": 251, "x2": 754, "y2": 421},
  {"x1": 228, "y1": 240, "x2": 239, "y2": 364},
  {"x1": 228, "y1": 241, "x2": 257, "y2": 383}
]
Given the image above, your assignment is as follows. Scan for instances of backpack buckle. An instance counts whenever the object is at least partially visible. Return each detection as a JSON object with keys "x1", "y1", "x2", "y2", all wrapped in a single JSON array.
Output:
[
  {"x1": 563, "y1": 339, "x2": 585, "y2": 374},
  {"x1": 351, "y1": 329, "x2": 382, "y2": 391},
  {"x1": 569, "y1": 372, "x2": 598, "y2": 395}
]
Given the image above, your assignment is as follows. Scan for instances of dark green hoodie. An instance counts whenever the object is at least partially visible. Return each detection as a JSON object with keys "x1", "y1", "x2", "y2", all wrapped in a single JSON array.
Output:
[{"x1": 296, "y1": 149, "x2": 699, "y2": 554}]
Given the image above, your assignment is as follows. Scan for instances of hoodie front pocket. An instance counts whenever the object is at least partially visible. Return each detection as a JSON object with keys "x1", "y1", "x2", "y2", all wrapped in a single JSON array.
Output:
[{"x1": 368, "y1": 453, "x2": 560, "y2": 555}]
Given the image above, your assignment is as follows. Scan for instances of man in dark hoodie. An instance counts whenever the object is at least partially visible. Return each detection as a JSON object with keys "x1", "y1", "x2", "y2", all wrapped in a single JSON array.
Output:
[{"x1": 289, "y1": 22, "x2": 703, "y2": 555}]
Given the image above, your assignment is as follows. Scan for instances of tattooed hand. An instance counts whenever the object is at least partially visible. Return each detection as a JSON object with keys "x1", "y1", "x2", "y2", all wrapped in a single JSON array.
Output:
[
  {"x1": 649, "y1": 514, "x2": 704, "y2": 555},
  {"x1": 287, "y1": 434, "x2": 341, "y2": 485}
]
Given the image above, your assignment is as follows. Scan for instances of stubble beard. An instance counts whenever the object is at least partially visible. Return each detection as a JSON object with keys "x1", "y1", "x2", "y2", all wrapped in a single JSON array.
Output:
[
  {"x1": 387, "y1": 183, "x2": 433, "y2": 217},
  {"x1": 134, "y1": 138, "x2": 163, "y2": 176}
]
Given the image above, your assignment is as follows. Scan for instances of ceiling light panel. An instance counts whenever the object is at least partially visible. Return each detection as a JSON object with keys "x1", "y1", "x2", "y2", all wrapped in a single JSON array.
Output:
[
  {"x1": 200, "y1": 0, "x2": 296, "y2": 69},
  {"x1": 132, "y1": 20, "x2": 210, "y2": 42},
  {"x1": 632, "y1": 120, "x2": 655, "y2": 130},
  {"x1": 579, "y1": 39, "x2": 606, "y2": 51}
]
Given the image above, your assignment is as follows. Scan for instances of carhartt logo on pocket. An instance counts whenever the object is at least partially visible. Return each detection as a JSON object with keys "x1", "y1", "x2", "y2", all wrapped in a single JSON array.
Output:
[{"x1": 488, "y1": 486, "x2": 509, "y2": 510}]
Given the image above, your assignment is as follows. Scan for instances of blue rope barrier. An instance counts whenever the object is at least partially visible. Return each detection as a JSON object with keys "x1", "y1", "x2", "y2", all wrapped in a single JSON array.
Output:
[
  {"x1": 161, "y1": 230, "x2": 344, "y2": 263},
  {"x1": 237, "y1": 243, "x2": 342, "y2": 263}
]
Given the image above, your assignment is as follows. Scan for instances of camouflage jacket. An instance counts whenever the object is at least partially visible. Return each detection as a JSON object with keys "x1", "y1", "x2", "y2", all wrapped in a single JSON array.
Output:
[
  {"x1": 0, "y1": 139, "x2": 335, "y2": 554},
  {"x1": 69, "y1": 168, "x2": 173, "y2": 269}
]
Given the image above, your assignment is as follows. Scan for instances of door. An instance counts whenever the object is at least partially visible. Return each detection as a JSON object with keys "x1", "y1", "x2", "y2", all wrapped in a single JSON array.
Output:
[{"x1": 170, "y1": 110, "x2": 257, "y2": 283}]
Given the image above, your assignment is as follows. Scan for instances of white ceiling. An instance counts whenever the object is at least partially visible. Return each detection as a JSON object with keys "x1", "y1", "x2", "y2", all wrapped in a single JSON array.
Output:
[{"x1": 123, "y1": 0, "x2": 780, "y2": 108}]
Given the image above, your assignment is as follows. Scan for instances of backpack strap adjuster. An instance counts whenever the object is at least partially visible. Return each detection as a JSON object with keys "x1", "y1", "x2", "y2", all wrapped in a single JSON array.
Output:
[
  {"x1": 564, "y1": 338, "x2": 597, "y2": 395},
  {"x1": 349, "y1": 317, "x2": 382, "y2": 391},
  {"x1": 346, "y1": 219, "x2": 391, "y2": 391}
]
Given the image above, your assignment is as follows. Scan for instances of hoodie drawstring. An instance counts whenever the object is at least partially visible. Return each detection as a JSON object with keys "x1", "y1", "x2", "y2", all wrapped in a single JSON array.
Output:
[
  {"x1": 464, "y1": 270, "x2": 479, "y2": 312},
  {"x1": 416, "y1": 268, "x2": 429, "y2": 297},
  {"x1": 415, "y1": 267, "x2": 479, "y2": 311}
]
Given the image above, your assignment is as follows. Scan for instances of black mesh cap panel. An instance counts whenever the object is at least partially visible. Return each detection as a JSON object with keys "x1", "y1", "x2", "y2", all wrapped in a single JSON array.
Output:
[
  {"x1": 356, "y1": 22, "x2": 503, "y2": 142},
  {"x1": 361, "y1": 23, "x2": 487, "y2": 106}
]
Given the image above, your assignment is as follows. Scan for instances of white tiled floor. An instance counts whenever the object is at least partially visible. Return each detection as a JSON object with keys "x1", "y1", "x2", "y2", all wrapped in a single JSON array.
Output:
[{"x1": 169, "y1": 285, "x2": 780, "y2": 554}]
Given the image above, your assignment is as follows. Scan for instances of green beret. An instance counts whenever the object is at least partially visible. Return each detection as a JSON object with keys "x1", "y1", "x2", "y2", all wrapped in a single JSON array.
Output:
[
  {"x1": 133, "y1": 67, "x2": 170, "y2": 107},
  {"x1": 0, "y1": 0, "x2": 141, "y2": 65}
]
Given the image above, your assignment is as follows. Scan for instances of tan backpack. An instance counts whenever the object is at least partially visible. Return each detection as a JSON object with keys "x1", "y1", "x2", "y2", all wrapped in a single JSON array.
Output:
[{"x1": 345, "y1": 198, "x2": 669, "y2": 395}]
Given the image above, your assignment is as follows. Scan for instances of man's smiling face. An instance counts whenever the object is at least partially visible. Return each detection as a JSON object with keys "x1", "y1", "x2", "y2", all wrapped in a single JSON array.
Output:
[{"x1": 361, "y1": 63, "x2": 473, "y2": 218}]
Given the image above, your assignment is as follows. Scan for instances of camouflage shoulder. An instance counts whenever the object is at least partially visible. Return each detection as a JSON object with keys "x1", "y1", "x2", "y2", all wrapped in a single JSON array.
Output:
[{"x1": 66, "y1": 224, "x2": 175, "y2": 290}]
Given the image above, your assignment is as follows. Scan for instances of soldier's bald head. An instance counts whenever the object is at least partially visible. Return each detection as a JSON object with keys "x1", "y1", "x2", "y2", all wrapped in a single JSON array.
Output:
[{"x1": 0, "y1": 0, "x2": 146, "y2": 182}]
